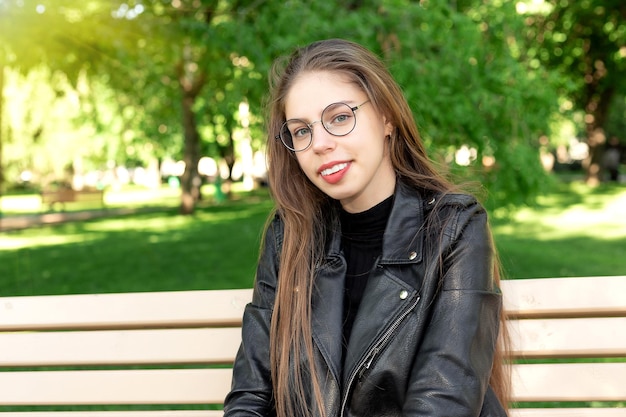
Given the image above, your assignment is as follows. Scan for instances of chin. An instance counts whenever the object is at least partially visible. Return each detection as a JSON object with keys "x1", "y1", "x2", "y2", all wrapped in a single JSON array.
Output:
[{"x1": 329, "y1": 190, "x2": 358, "y2": 205}]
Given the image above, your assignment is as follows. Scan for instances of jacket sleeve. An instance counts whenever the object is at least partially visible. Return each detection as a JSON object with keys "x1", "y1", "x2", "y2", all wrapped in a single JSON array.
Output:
[
  {"x1": 223, "y1": 216, "x2": 282, "y2": 417},
  {"x1": 403, "y1": 202, "x2": 504, "y2": 416}
]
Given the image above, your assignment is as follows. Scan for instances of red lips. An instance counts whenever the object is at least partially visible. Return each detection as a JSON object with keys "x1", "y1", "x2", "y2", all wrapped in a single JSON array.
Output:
[{"x1": 318, "y1": 161, "x2": 351, "y2": 184}]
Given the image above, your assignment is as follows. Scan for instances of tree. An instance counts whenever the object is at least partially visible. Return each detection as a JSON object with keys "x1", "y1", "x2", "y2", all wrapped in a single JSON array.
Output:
[
  {"x1": 0, "y1": 0, "x2": 142, "y2": 195},
  {"x1": 522, "y1": 0, "x2": 626, "y2": 184},
  {"x1": 338, "y1": 1, "x2": 558, "y2": 206},
  {"x1": 99, "y1": 0, "x2": 271, "y2": 213},
  {"x1": 1, "y1": 0, "x2": 562, "y2": 211}
]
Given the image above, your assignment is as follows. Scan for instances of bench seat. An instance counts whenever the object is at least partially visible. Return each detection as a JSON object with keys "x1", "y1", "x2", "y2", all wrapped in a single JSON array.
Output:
[{"x1": 40, "y1": 189, "x2": 105, "y2": 210}]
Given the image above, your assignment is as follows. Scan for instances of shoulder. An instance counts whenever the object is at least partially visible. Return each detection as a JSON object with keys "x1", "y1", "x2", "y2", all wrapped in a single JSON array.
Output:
[
  {"x1": 257, "y1": 211, "x2": 285, "y2": 275},
  {"x1": 428, "y1": 192, "x2": 484, "y2": 220},
  {"x1": 262, "y1": 211, "x2": 284, "y2": 251},
  {"x1": 426, "y1": 192, "x2": 488, "y2": 243},
  {"x1": 433, "y1": 192, "x2": 480, "y2": 211},
  {"x1": 395, "y1": 179, "x2": 481, "y2": 215},
  {"x1": 251, "y1": 212, "x2": 283, "y2": 305}
]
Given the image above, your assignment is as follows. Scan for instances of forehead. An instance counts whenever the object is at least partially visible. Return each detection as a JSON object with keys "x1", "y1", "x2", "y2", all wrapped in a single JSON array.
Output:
[{"x1": 284, "y1": 71, "x2": 363, "y2": 120}]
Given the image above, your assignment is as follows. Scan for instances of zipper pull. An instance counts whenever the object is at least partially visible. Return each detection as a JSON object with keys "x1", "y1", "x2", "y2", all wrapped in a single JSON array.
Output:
[{"x1": 358, "y1": 347, "x2": 379, "y2": 379}]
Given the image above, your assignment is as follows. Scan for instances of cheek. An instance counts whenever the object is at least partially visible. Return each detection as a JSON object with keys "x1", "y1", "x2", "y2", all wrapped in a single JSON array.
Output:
[{"x1": 295, "y1": 153, "x2": 313, "y2": 175}]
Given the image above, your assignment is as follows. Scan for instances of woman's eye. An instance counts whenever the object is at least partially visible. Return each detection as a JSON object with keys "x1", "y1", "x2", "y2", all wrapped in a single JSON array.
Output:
[
  {"x1": 330, "y1": 113, "x2": 351, "y2": 125},
  {"x1": 292, "y1": 127, "x2": 311, "y2": 138}
]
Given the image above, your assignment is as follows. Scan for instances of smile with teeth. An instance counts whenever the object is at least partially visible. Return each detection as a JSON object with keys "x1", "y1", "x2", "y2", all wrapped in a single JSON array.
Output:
[{"x1": 320, "y1": 163, "x2": 349, "y2": 177}]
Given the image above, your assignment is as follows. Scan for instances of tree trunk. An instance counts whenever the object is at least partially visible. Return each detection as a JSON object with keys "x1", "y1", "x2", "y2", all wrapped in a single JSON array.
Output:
[
  {"x1": 582, "y1": 88, "x2": 614, "y2": 186},
  {"x1": 179, "y1": 93, "x2": 202, "y2": 215},
  {"x1": 177, "y1": 45, "x2": 206, "y2": 215},
  {"x1": 218, "y1": 131, "x2": 236, "y2": 199},
  {"x1": 583, "y1": 126, "x2": 605, "y2": 186}
]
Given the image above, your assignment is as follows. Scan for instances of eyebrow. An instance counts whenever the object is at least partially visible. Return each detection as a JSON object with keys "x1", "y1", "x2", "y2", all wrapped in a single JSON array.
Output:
[{"x1": 285, "y1": 100, "x2": 359, "y2": 121}]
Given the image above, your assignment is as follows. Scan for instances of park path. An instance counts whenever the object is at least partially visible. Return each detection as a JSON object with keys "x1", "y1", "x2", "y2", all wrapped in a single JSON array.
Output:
[{"x1": 0, "y1": 207, "x2": 160, "y2": 232}]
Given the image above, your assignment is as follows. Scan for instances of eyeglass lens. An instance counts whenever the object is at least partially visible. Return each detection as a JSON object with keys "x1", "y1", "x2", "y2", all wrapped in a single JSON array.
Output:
[{"x1": 280, "y1": 102, "x2": 357, "y2": 152}]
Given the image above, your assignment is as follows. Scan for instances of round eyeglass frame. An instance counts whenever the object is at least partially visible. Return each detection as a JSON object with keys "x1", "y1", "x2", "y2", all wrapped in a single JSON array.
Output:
[{"x1": 275, "y1": 100, "x2": 370, "y2": 152}]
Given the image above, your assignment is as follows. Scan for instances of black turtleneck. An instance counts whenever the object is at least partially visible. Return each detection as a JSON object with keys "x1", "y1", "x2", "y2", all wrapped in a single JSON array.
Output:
[{"x1": 339, "y1": 195, "x2": 393, "y2": 348}]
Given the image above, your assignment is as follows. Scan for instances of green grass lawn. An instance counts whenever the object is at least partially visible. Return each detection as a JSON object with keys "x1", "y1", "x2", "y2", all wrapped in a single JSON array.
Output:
[
  {"x1": 0, "y1": 187, "x2": 273, "y2": 296},
  {"x1": 0, "y1": 179, "x2": 624, "y2": 296},
  {"x1": 491, "y1": 180, "x2": 626, "y2": 279}
]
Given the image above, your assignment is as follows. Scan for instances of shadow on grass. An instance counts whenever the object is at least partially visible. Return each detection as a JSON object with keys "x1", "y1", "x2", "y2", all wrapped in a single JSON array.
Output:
[{"x1": 0, "y1": 198, "x2": 275, "y2": 296}]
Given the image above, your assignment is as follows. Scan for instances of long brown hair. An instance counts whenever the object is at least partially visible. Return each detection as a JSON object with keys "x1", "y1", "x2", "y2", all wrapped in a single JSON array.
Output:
[{"x1": 265, "y1": 38, "x2": 510, "y2": 417}]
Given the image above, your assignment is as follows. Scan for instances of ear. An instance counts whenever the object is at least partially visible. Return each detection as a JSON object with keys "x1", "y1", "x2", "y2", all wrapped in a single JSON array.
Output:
[{"x1": 383, "y1": 116, "x2": 394, "y2": 138}]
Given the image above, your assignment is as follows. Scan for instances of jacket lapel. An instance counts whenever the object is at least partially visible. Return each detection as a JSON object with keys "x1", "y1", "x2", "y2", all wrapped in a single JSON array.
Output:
[
  {"x1": 311, "y1": 250, "x2": 346, "y2": 385},
  {"x1": 380, "y1": 181, "x2": 425, "y2": 265},
  {"x1": 343, "y1": 182, "x2": 427, "y2": 386}
]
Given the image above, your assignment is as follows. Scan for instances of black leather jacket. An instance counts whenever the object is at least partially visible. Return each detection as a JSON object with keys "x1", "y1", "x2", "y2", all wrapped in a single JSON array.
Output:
[{"x1": 224, "y1": 181, "x2": 507, "y2": 417}]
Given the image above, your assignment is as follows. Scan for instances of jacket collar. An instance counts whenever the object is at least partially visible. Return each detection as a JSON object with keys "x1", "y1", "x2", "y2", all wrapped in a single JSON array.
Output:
[
  {"x1": 380, "y1": 180, "x2": 427, "y2": 264},
  {"x1": 326, "y1": 179, "x2": 428, "y2": 264}
]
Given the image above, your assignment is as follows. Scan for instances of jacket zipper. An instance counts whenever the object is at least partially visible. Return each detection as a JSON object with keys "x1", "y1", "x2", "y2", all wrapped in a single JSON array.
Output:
[{"x1": 339, "y1": 293, "x2": 421, "y2": 417}]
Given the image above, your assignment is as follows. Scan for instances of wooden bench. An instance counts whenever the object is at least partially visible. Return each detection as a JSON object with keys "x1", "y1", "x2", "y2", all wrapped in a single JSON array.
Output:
[
  {"x1": 41, "y1": 189, "x2": 105, "y2": 211},
  {"x1": 0, "y1": 276, "x2": 624, "y2": 416}
]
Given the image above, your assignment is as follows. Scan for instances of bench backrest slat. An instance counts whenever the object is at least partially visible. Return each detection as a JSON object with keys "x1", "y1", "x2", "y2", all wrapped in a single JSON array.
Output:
[
  {"x1": 0, "y1": 289, "x2": 252, "y2": 331},
  {"x1": 0, "y1": 328, "x2": 241, "y2": 367},
  {"x1": 1, "y1": 412, "x2": 224, "y2": 417},
  {"x1": 501, "y1": 276, "x2": 626, "y2": 318},
  {"x1": 512, "y1": 362, "x2": 626, "y2": 402},
  {"x1": 0, "y1": 369, "x2": 232, "y2": 406},
  {"x1": 0, "y1": 363, "x2": 623, "y2": 406},
  {"x1": 510, "y1": 316, "x2": 626, "y2": 358},
  {"x1": 509, "y1": 408, "x2": 626, "y2": 417},
  {"x1": 2, "y1": 317, "x2": 623, "y2": 367}
]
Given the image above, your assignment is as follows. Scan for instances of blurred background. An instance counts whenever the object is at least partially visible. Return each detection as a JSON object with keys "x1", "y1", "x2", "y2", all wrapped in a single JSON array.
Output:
[{"x1": 0, "y1": 0, "x2": 624, "y2": 296}]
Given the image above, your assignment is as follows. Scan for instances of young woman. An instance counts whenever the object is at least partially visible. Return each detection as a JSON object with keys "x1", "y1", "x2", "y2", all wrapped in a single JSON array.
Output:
[{"x1": 224, "y1": 38, "x2": 510, "y2": 417}]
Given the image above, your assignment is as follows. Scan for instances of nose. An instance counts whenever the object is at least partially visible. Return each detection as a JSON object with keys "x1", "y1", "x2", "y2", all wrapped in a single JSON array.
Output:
[{"x1": 310, "y1": 123, "x2": 337, "y2": 153}]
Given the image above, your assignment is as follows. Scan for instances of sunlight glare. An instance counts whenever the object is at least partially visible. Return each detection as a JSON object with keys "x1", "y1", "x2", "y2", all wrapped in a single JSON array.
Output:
[{"x1": 0, "y1": 234, "x2": 98, "y2": 251}]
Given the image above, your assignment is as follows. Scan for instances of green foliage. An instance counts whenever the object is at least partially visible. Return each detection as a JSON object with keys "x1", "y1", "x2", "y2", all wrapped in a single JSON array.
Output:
[
  {"x1": 2, "y1": 67, "x2": 95, "y2": 186},
  {"x1": 521, "y1": 0, "x2": 626, "y2": 141},
  {"x1": 0, "y1": 0, "x2": 577, "y2": 207},
  {"x1": 364, "y1": 1, "x2": 558, "y2": 207},
  {"x1": 606, "y1": 93, "x2": 626, "y2": 143},
  {"x1": 523, "y1": 0, "x2": 626, "y2": 103}
]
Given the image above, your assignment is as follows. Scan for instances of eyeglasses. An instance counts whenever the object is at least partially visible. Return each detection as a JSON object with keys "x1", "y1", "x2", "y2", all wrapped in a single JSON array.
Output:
[{"x1": 276, "y1": 100, "x2": 370, "y2": 152}]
